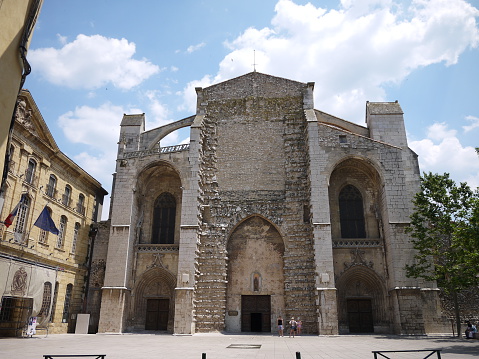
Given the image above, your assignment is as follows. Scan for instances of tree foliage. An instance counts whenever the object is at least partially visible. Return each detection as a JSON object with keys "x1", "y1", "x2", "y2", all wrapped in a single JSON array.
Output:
[{"x1": 406, "y1": 172, "x2": 479, "y2": 293}]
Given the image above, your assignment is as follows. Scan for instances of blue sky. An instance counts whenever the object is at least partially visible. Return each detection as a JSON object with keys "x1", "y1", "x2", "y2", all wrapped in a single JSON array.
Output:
[{"x1": 25, "y1": 0, "x2": 479, "y2": 219}]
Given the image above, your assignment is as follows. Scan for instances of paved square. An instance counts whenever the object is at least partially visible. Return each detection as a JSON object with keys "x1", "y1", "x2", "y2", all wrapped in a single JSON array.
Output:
[{"x1": 1, "y1": 333, "x2": 478, "y2": 359}]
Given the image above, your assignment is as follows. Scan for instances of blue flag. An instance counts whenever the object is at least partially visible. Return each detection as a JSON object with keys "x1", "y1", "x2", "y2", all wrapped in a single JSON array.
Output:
[{"x1": 34, "y1": 206, "x2": 59, "y2": 235}]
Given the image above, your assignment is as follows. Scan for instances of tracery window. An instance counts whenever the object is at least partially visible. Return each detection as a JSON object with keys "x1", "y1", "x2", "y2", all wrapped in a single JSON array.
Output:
[
  {"x1": 56, "y1": 215, "x2": 67, "y2": 248},
  {"x1": 339, "y1": 185, "x2": 366, "y2": 238},
  {"x1": 151, "y1": 192, "x2": 176, "y2": 244}
]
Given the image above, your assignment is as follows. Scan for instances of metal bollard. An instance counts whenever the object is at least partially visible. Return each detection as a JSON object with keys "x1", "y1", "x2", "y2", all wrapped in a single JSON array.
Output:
[
  {"x1": 202, "y1": 353, "x2": 206, "y2": 359},
  {"x1": 296, "y1": 352, "x2": 301, "y2": 359}
]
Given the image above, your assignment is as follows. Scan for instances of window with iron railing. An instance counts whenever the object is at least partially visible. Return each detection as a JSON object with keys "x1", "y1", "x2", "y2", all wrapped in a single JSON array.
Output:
[
  {"x1": 46, "y1": 175, "x2": 57, "y2": 198},
  {"x1": 25, "y1": 159, "x2": 36, "y2": 185},
  {"x1": 56, "y1": 216, "x2": 67, "y2": 249},
  {"x1": 62, "y1": 185, "x2": 72, "y2": 207},
  {"x1": 76, "y1": 193, "x2": 85, "y2": 215}
]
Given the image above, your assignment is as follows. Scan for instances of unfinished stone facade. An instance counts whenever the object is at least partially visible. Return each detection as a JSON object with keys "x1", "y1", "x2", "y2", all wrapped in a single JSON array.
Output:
[{"x1": 95, "y1": 72, "x2": 449, "y2": 335}]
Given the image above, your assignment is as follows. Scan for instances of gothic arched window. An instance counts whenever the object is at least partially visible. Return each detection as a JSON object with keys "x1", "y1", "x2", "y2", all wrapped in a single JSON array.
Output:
[
  {"x1": 152, "y1": 192, "x2": 176, "y2": 244},
  {"x1": 339, "y1": 185, "x2": 366, "y2": 238}
]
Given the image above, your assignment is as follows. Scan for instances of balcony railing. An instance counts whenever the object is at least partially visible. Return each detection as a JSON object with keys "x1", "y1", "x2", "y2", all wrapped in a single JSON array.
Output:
[
  {"x1": 46, "y1": 184, "x2": 57, "y2": 199},
  {"x1": 76, "y1": 203, "x2": 85, "y2": 216},
  {"x1": 61, "y1": 194, "x2": 71, "y2": 207},
  {"x1": 24, "y1": 169, "x2": 38, "y2": 186}
]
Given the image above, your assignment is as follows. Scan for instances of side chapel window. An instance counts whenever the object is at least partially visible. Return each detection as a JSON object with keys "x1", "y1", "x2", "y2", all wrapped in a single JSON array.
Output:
[
  {"x1": 151, "y1": 192, "x2": 176, "y2": 244},
  {"x1": 339, "y1": 184, "x2": 366, "y2": 238}
]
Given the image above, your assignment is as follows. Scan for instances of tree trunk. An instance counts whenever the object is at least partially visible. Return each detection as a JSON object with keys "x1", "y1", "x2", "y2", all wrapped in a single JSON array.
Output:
[{"x1": 453, "y1": 291, "x2": 461, "y2": 337}]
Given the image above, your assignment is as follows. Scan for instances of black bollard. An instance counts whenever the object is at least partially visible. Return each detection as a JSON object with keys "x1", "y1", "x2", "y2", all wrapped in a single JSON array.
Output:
[
  {"x1": 202, "y1": 353, "x2": 206, "y2": 359},
  {"x1": 296, "y1": 352, "x2": 301, "y2": 359}
]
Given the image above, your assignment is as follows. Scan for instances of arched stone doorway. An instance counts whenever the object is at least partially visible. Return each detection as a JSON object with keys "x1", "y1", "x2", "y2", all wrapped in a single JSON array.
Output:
[
  {"x1": 336, "y1": 264, "x2": 390, "y2": 334},
  {"x1": 131, "y1": 267, "x2": 176, "y2": 332},
  {"x1": 225, "y1": 216, "x2": 285, "y2": 333}
]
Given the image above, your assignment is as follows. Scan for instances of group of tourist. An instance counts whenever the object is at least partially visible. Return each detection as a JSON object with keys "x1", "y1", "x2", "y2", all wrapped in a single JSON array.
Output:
[
  {"x1": 277, "y1": 316, "x2": 302, "y2": 337},
  {"x1": 465, "y1": 321, "x2": 477, "y2": 339}
]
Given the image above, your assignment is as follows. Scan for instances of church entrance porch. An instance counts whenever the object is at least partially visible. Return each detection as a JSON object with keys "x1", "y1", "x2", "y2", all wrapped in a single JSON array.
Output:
[
  {"x1": 145, "y1": 298, "x2": 169, "y2": 331},
  {"x1": 347, "y1": 298, "x2": 373, "y2": 333},
  {"x1": 241, "y1": 295, "x2": 271, "y2": 332}
]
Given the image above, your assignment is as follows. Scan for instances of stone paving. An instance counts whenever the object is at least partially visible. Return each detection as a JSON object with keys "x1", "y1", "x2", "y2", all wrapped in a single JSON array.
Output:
[{"x1": 1, "y1": 333, "x2": 479, "y2": 359}]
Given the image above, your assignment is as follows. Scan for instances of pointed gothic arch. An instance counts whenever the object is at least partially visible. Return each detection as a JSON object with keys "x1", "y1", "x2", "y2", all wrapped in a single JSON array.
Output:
[
  {"x1": 335, "y1": 264, "x2": 389, "y2": 334},
  {"x1": 132, "y1": 266, "x2": 177, "y2": 332},
  {"x1": 225, "y1": 215, "x2": 285, "y2": 333}
]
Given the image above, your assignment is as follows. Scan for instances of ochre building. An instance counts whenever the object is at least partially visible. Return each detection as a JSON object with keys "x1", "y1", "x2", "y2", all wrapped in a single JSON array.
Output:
[
  {"x1": 95, "y1": 72, "x2": 448, "y2": 335},
  {"x1": 0, "y1": 90, "x2": 107, "y2": 336}
]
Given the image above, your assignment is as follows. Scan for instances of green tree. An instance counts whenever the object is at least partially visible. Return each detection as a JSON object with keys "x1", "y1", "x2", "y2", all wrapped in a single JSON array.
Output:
[{"x1": 406, "y1": 172, "x2": 479, "y2": 337}]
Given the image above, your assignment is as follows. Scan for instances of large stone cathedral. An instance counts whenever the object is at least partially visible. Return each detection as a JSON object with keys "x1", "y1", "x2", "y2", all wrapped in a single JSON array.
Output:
[{"x1": 93, "y1": 72, "x2": 448, "y2": 335}]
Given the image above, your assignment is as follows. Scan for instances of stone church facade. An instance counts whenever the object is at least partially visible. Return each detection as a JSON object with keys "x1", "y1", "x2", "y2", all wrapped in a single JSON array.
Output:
[{"x1": 95, "y1": 72, "x2": 448, "y2": 335}]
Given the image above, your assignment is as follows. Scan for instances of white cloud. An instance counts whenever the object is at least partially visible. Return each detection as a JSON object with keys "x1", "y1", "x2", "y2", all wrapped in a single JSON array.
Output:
[
  {"x1": 463, "y1": 115, "x2": 479, "y2": 132},
  {"x1": 410, "y1": 122, "x2": 479, "y2": 189},
  {"x1": 145, "y1": 90, "x2": 170, "y2": 129},
  {"x1": 58, "y1": 102, "x2": 136, "y2": 219},
  {"x1": 58, "y1": 102, "x2": 124, "y2": 148},
  {"x1": 73, "y1": 151, "x2": 113, "y2": 220},
  {"x1": 186, "y1": 42, "x2": 206, "y2": 54},
  {"x1": 180, "y1": 0, "x2": 479, "y2": 123},
  {"x1": 177, "y1": 74, "x2": 217, "y2": 113},
  {"x1": 30, "y1": 34, "x2": 160, "y2": 90},
  {"x1": 56, "y1": 33, "x2": 67, "y2": 45}
]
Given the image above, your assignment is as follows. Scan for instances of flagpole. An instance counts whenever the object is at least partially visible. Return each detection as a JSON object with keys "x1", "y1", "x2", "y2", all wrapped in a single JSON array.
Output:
[{"x1": 25, "y1": 188, "x2": 51, "y2": 247}]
